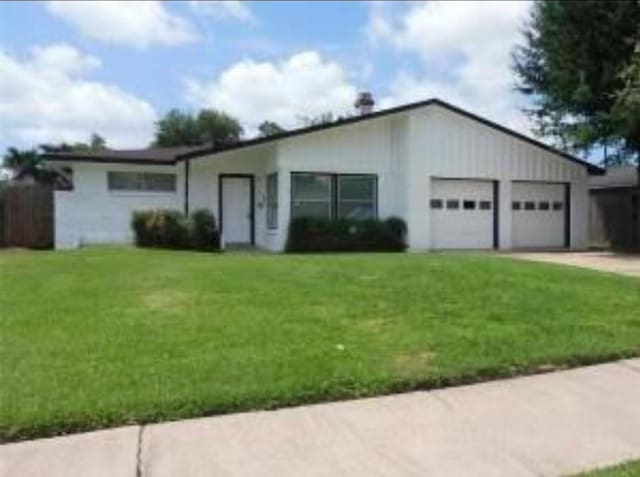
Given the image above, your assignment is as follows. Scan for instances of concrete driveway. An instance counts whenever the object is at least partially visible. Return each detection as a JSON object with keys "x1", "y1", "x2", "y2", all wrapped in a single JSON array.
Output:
[
  {"x1": 507, "y1": 251, "x2": 640, "y2": 278},
  {"x1": 2, "y1": 359, "x2": 640, "y2": 477}
]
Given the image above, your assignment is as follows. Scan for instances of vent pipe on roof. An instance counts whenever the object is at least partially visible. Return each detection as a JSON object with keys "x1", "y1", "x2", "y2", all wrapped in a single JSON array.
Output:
[{"x1": 354, "y1": 91, "x2": 375, "y2": 116}]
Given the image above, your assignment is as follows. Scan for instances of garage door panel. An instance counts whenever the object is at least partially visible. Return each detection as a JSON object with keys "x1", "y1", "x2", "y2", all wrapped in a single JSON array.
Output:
[
  {"x1": 430, "y1": 179, "x2": 494, "y2": 249},
  {"x1": 512, "y1": 182, "x2": 566, "y2": 248}
]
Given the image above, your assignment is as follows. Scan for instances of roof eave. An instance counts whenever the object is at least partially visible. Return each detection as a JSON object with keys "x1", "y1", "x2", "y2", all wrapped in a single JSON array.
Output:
[{"x1": 42, "y1": 154, "x2": 175, "y2": 166}]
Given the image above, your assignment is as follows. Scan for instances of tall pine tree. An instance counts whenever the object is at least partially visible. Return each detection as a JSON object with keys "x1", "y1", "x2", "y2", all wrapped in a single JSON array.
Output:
[{"x1": 513, "y1": 0, "x2": 640, "y2": 165}]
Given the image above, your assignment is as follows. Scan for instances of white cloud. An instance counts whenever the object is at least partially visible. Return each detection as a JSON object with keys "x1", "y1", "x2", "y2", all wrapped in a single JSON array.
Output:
[
  {"x1": 47, "y1": 1, "x2": 197, "y2": 49},
  {"x1": 185, "y1": 51, "x2": 358, "y2": 135},
  {"x1": 190, "y1": 0, "x2": 255, "y2": 23},
  {"x1": 0, "y1": 44, "x2": 157, "y2": 149},
  {"x1": 368, "y1": 1, "x2": 533, "y2": 134}
]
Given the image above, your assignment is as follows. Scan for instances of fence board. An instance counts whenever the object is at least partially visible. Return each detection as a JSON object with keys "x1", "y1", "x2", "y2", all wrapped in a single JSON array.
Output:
[{"x1": 1, "y1": 184, "x2": 53, "y2": 249}]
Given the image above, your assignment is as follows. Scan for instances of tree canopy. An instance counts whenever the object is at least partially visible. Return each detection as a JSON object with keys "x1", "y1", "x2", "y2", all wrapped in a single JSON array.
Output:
[
  {"x1": 39, "y1": 133, "x2": 107, "y2": 154},
  {"x1": 512, "y1": 0, "x2": 640, "y2": 164},
  {"x1": 2, "y1": 133, "x2": 105, "y2": 186},
  {"x1": 154, "y1": 109, "x2": 243, "y2": 147},
  {"x1": 258, "y1": 121, "x2": 286, "y2": 137}
]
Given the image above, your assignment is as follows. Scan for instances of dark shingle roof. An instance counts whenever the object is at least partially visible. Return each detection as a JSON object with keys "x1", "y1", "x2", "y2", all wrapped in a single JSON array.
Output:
[
  {"x1": 43, "y1": 145, "x2": 210, "y2": 165},
  {"x1": 42, "y1": 98, "x2": 605, "y2": 174}
]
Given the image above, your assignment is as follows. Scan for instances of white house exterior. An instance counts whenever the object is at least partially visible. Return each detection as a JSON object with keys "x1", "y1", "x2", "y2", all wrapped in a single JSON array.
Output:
[{"x1": 45, "y1": 99, "x2": 603, "y2": 251}]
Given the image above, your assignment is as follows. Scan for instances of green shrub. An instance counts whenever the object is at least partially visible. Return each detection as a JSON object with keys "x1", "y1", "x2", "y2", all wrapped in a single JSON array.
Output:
[
  {"x1": 131, "y1": 210, "x2": 154, "y2": 247},
  {"x1": 285, "y1": 216, "x2": 407, "y2": 253},
  {"x1": 132, "y1": 209, "x2": 221, "y2": 251},
  {"x1": 131, "y1": 209, "x2": 188, "y2": 249},
  {"x1": 189, "y1": 209, "x2": 220, "y2": 251}
]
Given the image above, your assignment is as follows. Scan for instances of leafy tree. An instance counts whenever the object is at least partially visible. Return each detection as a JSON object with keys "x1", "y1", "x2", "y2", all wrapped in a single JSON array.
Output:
[
  {"x1": 40, "y1": 133, "x2": 107, "y2": 154},
  {"x1": 196, "y1": 109, "x2": 243, "y2": 146},
  {"x1": 512, "y1": 0, "x2": 640, "y2": 165},
  {"x1": 1, "y1": 148, "x2": 61, "y2": 185},
  {"x1": 154, "y1": 109, "x2": 201, "y2": 147},
  {"x1": 613, "y1": 43, "x2": 640, "y2": 161},
  {"x1": 2, "y1": 134, "x2": 105, "y2": 186},
  {"x1": 258, "y1": 121, "x2": 286, "y2": 137},
  {"x1": 300, "y1": 112, "x2": 336, "y2": 127},
  {"x1": 2, "y1": 148, "x2": 41, "y2": 175},
  {"x1": 89, "y1": 133, "x2": 106, "y2": 151},
  {"x1": 154, "y1": 109, "x2": 243, "y2": 147}
]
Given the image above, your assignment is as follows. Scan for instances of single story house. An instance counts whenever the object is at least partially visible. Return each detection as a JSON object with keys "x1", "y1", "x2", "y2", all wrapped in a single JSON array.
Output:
[
  {"x1": 43, "y1": 97, "x2": 603, "y2": 251},
  {"x1": 589, "y1": 165, "x2": 639, "y2": 250}
]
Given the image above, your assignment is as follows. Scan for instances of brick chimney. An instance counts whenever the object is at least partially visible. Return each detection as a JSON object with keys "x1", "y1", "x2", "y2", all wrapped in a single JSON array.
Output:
[{"x1": 354, "y1": 91, "x2": 375, "y2": 116}]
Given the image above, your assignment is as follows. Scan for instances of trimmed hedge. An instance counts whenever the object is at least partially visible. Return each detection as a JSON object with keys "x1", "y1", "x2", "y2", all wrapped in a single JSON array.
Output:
[
  {"x1": 189, "y1": 209, "x2": 220, "y2": 251},
  {"x1": 285, "y1": 216, "x2": 407, "y2": 253},
  {"x1": 131, "y1": 209, "x2": 220, "y2": 251}
]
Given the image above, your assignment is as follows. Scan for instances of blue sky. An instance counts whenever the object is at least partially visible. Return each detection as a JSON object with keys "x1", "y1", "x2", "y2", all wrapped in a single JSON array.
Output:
[{"x1": 0, "y1": 1, "x2": 534, "y2": 151}]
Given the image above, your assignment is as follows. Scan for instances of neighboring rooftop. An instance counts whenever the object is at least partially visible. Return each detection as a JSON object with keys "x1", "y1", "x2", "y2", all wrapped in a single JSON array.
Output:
[
  {"x1": 590, "y1": 165, "x2": 639, "y2": 189},
  {"x1": 42, "y1": 98, "x2": 604, "y2": 174},
  {"x1": 43, "y1": 145, "x2": 211, "y2": 165}
]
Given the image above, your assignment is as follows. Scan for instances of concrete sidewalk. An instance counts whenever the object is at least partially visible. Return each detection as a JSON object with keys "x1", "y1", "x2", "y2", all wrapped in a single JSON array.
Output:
[{"x1": 2, "y1": 360, "x2": 640, "y2": 477}]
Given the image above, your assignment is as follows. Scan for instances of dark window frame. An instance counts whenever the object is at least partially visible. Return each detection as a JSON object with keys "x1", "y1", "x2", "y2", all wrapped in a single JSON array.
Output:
[
  {"x1": 290, "y1": 172, "x2": 378, "y2": 220},
  {"x1": 107, "y1": 171, "x2": 176, "y2": 192},
  {"x1": 336, "y1": 174, "x2": 378, "y2": 219},
  {"x1": 266, "y1": 172, "x2": 278, "y2": 229}
]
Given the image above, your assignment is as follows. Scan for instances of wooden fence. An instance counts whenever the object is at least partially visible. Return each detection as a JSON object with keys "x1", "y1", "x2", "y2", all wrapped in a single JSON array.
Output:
[
  {"x1": 0, "y1": 184, "x2": 54, "y2": 249},
  {"x1": 589, "y1": 188, "x2": 640, "y2": 250}
]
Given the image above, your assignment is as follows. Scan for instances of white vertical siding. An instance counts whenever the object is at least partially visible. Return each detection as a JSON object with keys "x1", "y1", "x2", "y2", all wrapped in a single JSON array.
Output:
[
  {"x1": 406, "y1": 105, "x2": 590, "y2": 249},
  {"x1": 53, "y1": 162, "x2": 181, "y2": 249},
  {"x1": 51, "y1": 102, "x2": 593, "y2": 251},
  {"x1": 273, "y1": 117, "x2": 407, "y2": 249},
  {"x1": 189, "y1": 144, "x2": 277, "y2": 250}
]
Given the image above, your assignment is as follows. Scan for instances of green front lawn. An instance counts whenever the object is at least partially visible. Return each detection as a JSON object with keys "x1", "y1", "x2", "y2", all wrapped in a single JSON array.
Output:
[
  {"x1": 1, "y1": 248, "x2": 639, "y2": 441},
  {"x1": 571, "y1": 460, "x2": 640, "y2": 476}
]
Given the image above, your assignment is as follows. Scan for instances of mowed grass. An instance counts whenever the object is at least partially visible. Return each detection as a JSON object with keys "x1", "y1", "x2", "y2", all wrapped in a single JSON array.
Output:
[
  {"x1": 1, "y1": 248, "x2": 639, "y2": 441},
  {"x1": 572, "y1": 460, "x2": 640, "y2": 476}
]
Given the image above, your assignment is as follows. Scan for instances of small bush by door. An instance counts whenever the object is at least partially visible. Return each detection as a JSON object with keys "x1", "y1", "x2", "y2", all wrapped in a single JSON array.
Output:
[
  {"x1": 131, "y1": 209, "x2": 220, "y2": 251},
  {"x1": 285, "y1": 216, "x2": 407, "y2": 253}
]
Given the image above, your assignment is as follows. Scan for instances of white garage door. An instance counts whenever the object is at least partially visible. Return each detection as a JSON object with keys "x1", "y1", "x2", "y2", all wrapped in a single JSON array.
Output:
[
  {"x1": 512, "y1": 182, "x2": 566, "y2": 248},
  {"x1": 430, "y1": 179, "x2": 494, "y2": 249}
]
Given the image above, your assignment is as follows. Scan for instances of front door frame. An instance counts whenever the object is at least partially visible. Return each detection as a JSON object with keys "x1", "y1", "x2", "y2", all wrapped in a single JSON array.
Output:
[{"x1": 218, "y1": 174, "x2": 255, "y2": 246}]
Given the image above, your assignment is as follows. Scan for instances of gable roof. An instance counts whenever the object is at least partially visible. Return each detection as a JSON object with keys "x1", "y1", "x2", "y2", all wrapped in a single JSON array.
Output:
[{"x1": 42, "y1": 98, "x2": 604, "y2": 174}]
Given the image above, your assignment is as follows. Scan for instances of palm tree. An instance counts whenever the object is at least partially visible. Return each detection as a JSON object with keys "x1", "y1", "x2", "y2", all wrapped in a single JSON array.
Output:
[{"x1": 2, "y1": 147, "x2": 42, "y2": 178}]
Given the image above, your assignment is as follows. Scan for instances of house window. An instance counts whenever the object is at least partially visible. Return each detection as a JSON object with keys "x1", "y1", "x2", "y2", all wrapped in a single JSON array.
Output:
[
  {"x1": 538, "y1": 201, "x2": 550, "y2": 211},
  {"x1": 479, "y1": 201, "x2": 492, "y2": 210},
  {"x1": 107, "y1": 172, "x2": 176, "y2": 192},
  {"x1": 291, "y1": 173, "x2": 377, "y2": 220},
  {"x1": 266, "y1": 173, "x2": 278, "y2": 229},
  {"x1": 512, "y1": 201, "x2": 521, "y2": 210},
  {"x1": 337, "y1": 175, "x2": 377, "y2": 219},
  {"x1": 524, "y1": 201, "x2": 536, "y2": 210},
  {"x1": 430, "y1": 199, "x2": 443, "y2": 209},
  {"x1": 291, "y1": 173, "x2": 333, "y2": 219},
  {"x1": 552, "y1": 201, "x2": 563, "y2": 211},
  {"x1": 463, "y1": 200, "x2": 476, "y2": 210}
]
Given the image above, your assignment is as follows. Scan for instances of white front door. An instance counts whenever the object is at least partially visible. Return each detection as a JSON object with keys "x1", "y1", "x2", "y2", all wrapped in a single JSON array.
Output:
[
  {"x1": 430, "y1": 179, "x2": 495, "y2": 249},
  {"x1": 221, "y1": 176, "x2": 252, "y2": 245}
]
